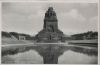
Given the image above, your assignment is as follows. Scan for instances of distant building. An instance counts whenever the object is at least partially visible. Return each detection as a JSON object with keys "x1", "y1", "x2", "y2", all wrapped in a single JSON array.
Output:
[{"x1": 18, "y1": 35, "x2": 26, "y2": 40}]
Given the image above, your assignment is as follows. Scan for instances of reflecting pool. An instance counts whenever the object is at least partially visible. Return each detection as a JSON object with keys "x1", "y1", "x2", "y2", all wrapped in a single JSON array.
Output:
[{"x1": 2, "y1": 44, "x2": 98, "y2": 64}]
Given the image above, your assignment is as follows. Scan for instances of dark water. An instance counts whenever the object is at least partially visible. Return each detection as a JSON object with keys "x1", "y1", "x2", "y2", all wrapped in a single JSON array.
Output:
[{"x1": 2, "y1": 44, "x2": 98, "y2": 64}]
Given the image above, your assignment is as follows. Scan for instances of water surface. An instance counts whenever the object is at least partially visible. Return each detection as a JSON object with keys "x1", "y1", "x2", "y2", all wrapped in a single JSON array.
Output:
[{"x1": 2, "y1": 44, "x2": 98, "y2": 64}]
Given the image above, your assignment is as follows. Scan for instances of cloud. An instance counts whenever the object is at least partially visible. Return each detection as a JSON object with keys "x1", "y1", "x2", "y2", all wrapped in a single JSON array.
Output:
[
  {"x1": 58, "y1": 8, "x2": 86, "y2": 27},
  {"x1": 67, "y1": 9, "x2": 86, "y2": 21},
  {"x1": 87, "y1": 16, "x2": 98, "y2": 31},
  {"x1": 58, "y1": 9, "x2": 98, "y2": 34},
  {"x1": 58, "y1": 9, "x2": 86, "y2": 21}
]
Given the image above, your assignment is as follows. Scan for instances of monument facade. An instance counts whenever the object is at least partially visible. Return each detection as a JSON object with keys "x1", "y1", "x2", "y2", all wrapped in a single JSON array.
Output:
[{"x1": 35, "y1": 7, "x2": 65, "y2": 43}]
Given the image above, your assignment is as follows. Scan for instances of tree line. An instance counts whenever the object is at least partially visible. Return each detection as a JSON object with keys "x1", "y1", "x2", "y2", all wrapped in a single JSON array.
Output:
[
  {"x1": 2, "y1": 31, "x2": 34, "y2": 40},
  {"x1": 71, "y1": 31, "x2": 98, "y2": 40},
  {"x1": 2, "y1": 31, "x2": 98, "y2": 40}
]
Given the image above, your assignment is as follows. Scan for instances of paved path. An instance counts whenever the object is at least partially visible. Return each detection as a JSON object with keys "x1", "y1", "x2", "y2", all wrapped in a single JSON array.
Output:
[
  {"x1": 2, "y1": 43, "x2": 97, "y2": 50},
  {"x1": 2, "y1": 43, "x2": 35, "y2": 47}
]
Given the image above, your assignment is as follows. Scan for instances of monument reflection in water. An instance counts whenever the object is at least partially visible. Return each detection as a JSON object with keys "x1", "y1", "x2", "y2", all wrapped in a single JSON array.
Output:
[
  {"x1": 2, "y1": 7, "x2": 98, "y2": 64},
  {"x1": 2, "y1": 44, "x2": 98, "y2": 64}
]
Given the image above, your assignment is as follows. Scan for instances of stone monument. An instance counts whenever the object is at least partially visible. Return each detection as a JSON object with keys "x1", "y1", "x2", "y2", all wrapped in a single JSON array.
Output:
[{"x1": 35, "y1": 7, "x2": 65, "y2": 43}]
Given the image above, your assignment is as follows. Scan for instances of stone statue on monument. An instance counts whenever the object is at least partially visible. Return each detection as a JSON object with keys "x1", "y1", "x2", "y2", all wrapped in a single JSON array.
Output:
[{"x1": 45, "y1": 7, "x2": 56, "y2": 17}]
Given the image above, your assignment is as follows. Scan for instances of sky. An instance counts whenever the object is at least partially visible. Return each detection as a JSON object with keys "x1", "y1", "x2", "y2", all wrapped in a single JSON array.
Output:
[{"x1": 2, "y1": 2, "x2": 98, "y2": 35}]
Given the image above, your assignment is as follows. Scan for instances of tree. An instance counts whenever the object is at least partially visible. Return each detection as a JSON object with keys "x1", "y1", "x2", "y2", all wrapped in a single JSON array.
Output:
[
  {"x1": 9, "y1": 32, "x2": 19, "y2": 39},
  {"x1": 71, "y1": 31, "x2": 98, "y2": 40},
  {"x1": 2, "y1": 31, "x2": 11, "y2": 38}
]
